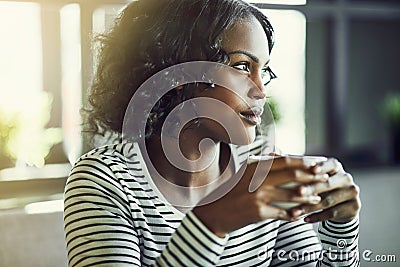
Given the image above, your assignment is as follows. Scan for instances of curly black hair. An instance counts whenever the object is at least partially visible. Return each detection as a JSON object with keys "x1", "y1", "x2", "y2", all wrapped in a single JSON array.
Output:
[{"x1": 85, "y1": 0, "x2": 274, "y2": 141}]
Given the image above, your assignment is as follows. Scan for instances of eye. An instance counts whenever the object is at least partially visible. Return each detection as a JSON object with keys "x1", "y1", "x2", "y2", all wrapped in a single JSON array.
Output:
[{"x1": 231, "y1": 62, "x2": 250, "y2": 73}]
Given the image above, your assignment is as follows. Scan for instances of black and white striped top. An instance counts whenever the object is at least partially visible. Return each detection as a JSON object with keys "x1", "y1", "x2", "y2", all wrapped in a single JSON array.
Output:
[{"x1": 64, "y1": 137, "x2": 360, "y2": 266}]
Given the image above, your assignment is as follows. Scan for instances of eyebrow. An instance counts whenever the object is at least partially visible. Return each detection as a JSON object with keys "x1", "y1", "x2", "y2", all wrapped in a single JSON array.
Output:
[{"x1": 227, "y1": 50, "x2": 270, "y2": 65}]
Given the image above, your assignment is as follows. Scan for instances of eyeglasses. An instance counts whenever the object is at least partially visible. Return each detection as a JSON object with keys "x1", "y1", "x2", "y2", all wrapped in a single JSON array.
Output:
[
  {"x1": 261, "y1": 66, "x2": 277, "y2": 86},
  {"x1": 231, "y1": 62, "x2": 277, "y2": 87}
]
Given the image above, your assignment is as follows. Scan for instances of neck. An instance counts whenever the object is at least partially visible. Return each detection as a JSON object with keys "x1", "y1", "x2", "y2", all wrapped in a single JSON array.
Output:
[
  {"x1": 143, "y1": 126, "x2": 234, "y2": 210},
  {"x1": 146, "y1": 127, "x2": 223, "y2": 188}
]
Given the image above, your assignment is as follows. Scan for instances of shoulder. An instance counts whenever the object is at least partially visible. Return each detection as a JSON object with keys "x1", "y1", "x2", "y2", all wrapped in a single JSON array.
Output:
[
  {"x1": 67, "y1": 142, "x2": 143, "y2": 189},
  {"x1": 72, "y1": 142, "x2": 139, "y2": 171}
]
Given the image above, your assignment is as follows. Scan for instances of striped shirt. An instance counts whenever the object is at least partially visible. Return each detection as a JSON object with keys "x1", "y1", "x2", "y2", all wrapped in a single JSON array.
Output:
[{"x1": 64, "y1": 137, "x2": 360, "y2": 266}]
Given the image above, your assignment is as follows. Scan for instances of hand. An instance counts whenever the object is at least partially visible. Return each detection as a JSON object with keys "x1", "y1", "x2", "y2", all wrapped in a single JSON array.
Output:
[
  {"x1": 193, "y1": 156, "x2": 328, "y2": 237},
  {"x1": 290, "y1": 158, "x2": 361, "y2": 223}
]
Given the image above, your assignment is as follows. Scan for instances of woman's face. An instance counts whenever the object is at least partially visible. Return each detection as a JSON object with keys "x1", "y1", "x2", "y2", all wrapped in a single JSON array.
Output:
[{"x1": 192, "y1": 16, "x2": 271, "y2": 145}]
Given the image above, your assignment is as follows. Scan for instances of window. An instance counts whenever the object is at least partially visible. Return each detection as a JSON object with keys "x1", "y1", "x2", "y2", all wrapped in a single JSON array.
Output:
[
  {"x1": 0, "y1": 2, "x2": 49, "y2": 168},
  {"x1": 261, "y1": 9, "x2": 306, "y2": 154},
  {"x1": 60, "y1": 4, "x2": 82, "y2": 164}
]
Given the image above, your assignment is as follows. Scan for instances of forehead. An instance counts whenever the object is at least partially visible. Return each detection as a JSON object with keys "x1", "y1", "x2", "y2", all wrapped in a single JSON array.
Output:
[{"x1": 221, "y1": 16, "x2": 270, "y2": 64}]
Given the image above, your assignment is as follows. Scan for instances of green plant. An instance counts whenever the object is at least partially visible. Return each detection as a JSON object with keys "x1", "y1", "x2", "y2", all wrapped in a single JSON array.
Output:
[
  {"x1": 0, "y1": 91, "x2": 63, "y2": 168},
  {"x1": 0, "y1": 110, "x2": 17, "y2": 156},
  {"x1": 384, "y1": 92, "x2": 400, "y2": 128},
  {"x1": 259, "y1": 97, "x2": 281, "y2": 135},
  {"x1": 267, "y1": 97, "x2": 281, "y2": 123},
  {"x1": 262, "y1": 97, "x2": 281, "y2": 126}
]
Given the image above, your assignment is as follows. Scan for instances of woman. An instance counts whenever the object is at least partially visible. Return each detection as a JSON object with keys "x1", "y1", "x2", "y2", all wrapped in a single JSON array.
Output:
[{"x1": 64, "y1": 0, "x2": 361, "y2": 266}]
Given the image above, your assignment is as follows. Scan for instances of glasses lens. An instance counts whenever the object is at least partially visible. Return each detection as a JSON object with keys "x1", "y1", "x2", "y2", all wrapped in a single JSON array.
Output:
[{"x1": 262, "y1": 69, "x2": 273, "y2": 85}]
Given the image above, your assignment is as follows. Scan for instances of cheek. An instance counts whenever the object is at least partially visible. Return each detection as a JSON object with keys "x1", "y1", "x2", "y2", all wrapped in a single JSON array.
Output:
[
  {"x1": 192, "y1": 87, "x2": 256, "y2": 144},
  {"x1": 196, "y1": 86, "x2": 245, "y2": 110},
  {"x1": 194, "y1": 88, "x2": 243, "y2": 123},
  {"x1": 193, "y1": 96, "x2": 256, "y2": 145}
]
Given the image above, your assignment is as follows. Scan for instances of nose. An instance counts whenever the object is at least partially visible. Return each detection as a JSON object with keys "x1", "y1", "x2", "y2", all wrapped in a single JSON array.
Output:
[{"x1": 247, "y1": 74, "x2": 267, "y2": 100}]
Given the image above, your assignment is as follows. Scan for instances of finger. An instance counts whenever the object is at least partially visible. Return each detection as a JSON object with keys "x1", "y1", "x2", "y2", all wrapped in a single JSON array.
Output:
[
  {"x1": 291, "y1": 185, "x2": 358, "y2": 217},
  {"x1": 257, "y1": 168, "x2": 328, "y2": 188},
  {"x1": 291, "y1": 170, "x2": 329, "y2": 184},
  {"x1": 288, "y1": 155, "x2": 327, "y2": 168},
  {"x1": 260, "y1": 205, "x2": 308, "y2": 221},
  {"x1": 303, "y1": 199, "x2": 360, "y2": 223},
  {"x1": 248, "y1": 156, "x2": 328, "y2": 193},
  {"x1": 298, "y1": 172, "x2": 353, "y2": 195},
  {"x1": 258, "y1": 204, "x2": 292, "y2": 221},
  {"x1": 256, "y1": 156, "x2": 317, "y2": 171},
  {"x1": 256, "y1": 187, "x2": 322, "y2": 204},
  {"x1": 313, "y1": 157, "x2": 344, "y2": 175}
]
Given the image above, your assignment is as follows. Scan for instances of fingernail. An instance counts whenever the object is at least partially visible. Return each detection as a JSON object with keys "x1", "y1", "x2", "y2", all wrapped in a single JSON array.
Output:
[
  {"x1": 277, "y1": 210, "x2": 287, "y2": 219},
  {"x1": 309, "y1": 196, "x2": 321, "y2": 204},
  {"x1": 314, "y1": 165, "x2": 323, "y2": 174},
  {"x1": 300, "y1": 186, "x2": 313, "y2": 196},
  {"x1": 293, "y1": 208, "x2": 304, "y2": 217},
  {"x1": 304, "y1": 217, "x2": 311, "y2": 223},
  {"x1": 315, "y1": 173, "x2": 329, "y2": 181}
]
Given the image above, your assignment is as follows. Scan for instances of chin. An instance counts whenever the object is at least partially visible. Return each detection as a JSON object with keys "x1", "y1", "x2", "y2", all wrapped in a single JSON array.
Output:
[
  {"x1": 228, "y1": 126, "x2": 257, "y2": 146},
  {"x1": 199, "y1": 118, "x2": 257, "y2": 145}
]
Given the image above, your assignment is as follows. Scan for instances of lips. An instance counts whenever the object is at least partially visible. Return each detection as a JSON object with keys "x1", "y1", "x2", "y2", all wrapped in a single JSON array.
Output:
[{"x1": 239, "y1": 107, "x2": 263, "y2": 125}]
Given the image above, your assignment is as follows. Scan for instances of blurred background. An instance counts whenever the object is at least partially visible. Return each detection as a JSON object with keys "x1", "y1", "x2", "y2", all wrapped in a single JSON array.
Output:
[{"x1": 0, "y1": 0, "x2": 399, "y2": 266}]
